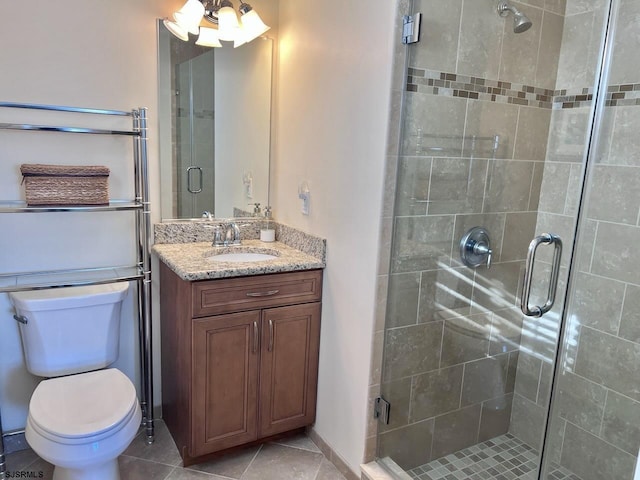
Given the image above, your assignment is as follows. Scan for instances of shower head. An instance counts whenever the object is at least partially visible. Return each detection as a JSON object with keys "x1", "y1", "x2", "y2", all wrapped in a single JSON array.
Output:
[{"x1": 497, "y1": 1, "x2": 532, "y2": 33}]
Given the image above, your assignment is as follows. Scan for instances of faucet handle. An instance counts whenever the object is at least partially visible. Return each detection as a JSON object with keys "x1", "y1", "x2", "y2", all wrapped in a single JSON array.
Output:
[
  {"x1": 230, "y1": 222, "x2": 242, "y2": 244},
  {"x1": 202, "y1": 211, "x2": 214, "y2": 221},
  {"x1": 204, "y1": 224, "x2": 224, "y2": 246},
  {"x1": 208, "y1": 222, "x2": 242, "y2": 246},
  {"x1": 213, "y1": 225, "x2": 224, "y2": 246}
]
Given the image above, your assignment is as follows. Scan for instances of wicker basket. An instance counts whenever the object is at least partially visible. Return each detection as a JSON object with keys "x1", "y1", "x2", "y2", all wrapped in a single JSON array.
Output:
[{"x1": 20, "y1": 164, "x2": 110, "y2": 206}]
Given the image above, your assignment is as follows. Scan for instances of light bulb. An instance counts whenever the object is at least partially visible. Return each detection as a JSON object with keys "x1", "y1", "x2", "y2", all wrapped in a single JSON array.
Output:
[
  {"x1": 233, "y1": 28, "x2": 248, "y2": 48},
  {"x1": 196, "y1": 27, "x2": 222, "y2": 48},
  {"x1": 239, "y1": 9, "x2": 270, "y2": 43},
  {"x1": 163, "y1": 18, "x2": 189, "y2": 41},
  {"x1": 173, "y1": 0, "x2": 205, "y2": 35},
  {"x1": 217, "y1": 5, "x2": 239, "y2": 41}
]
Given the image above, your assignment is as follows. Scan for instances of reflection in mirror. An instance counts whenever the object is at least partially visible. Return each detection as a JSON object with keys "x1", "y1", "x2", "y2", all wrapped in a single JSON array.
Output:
[{"x1": 158, "y1": 19, "x2": 273, "y2": 220}]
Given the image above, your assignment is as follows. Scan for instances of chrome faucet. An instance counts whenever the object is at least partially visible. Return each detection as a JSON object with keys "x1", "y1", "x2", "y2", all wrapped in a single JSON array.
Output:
[{"x1": 212, "y1": 222, "x2": 242, "y2": 247}]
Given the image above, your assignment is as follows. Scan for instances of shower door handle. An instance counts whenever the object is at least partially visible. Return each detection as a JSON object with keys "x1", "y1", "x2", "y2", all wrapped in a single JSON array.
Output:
[
  {"x1": 521, "y1": 233, "x2": 563, "y2": 317},
  {"x1": 186, "y1": 166, "x2": 203, "y2": 194}
]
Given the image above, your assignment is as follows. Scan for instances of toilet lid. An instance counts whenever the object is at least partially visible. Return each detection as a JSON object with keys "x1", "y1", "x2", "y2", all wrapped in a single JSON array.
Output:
[{"x1": 29, "y1": 369, "x2": 138, "y2": 439}]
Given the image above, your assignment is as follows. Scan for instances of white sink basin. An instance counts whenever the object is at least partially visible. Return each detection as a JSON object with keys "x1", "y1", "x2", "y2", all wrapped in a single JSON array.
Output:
[{"x1": 207, "y1": 251, "x2": 279, "y2": 263}]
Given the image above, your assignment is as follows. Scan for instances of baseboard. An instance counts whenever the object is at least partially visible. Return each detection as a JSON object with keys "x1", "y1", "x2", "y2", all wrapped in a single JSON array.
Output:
[{"x1": 306, "y1": 427, "x2": 360, "y2": 480}]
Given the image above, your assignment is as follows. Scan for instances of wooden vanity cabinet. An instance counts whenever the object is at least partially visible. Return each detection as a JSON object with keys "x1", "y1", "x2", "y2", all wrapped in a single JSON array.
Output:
[{"x1": 159, "y1": 262, "x2": 323, "y2": 465}]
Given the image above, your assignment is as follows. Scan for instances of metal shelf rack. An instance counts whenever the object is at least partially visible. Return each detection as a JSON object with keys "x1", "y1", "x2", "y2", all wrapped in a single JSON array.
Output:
[
  {"x1": 0, "y1": 102, "x2": 154, "y2": 479},
  {"x1": 0, "y1": 200, "x2": 142, "y2": 213}
]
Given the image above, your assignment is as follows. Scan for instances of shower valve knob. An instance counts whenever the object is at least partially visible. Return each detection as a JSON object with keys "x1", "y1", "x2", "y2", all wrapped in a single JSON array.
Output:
[
  {"x1": 473, "y1": 242, "x2": 492, "y2": 268},
  {"x1": 460, "y1": 227, "x2": 493, "y2": 269}
]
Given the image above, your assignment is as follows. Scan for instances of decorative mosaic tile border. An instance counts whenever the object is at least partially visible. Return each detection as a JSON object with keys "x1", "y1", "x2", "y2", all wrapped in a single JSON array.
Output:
[
  {"x1": 407, "y1": 68, "x2": 555, "y2": 109},
  {"x1": 553, "y1": 87, "x2": 594, "y2": 109},
  {"x1": 407, "y1": 69, "x2": 640, "y2": 109},
  {"x1": 604, "y1": 84, "x2": 640, "y2": 107},
  {"x1": 176, "y1": 108, "x2": 214, "y2": 119}
]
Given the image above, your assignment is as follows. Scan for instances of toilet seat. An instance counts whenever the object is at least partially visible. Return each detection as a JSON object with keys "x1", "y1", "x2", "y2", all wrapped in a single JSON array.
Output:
[{"x1": 28, "y1": 368, "x2": 138, "y2": 444}]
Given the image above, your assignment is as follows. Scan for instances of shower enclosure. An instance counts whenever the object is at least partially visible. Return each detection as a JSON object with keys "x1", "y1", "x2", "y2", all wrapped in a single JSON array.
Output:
[
  {"x1": 375, "y1": 0, "x2": 640, "y2": 478},
  {"x1": 175, "y1": 51, "x2": 216, "y2": 219}
]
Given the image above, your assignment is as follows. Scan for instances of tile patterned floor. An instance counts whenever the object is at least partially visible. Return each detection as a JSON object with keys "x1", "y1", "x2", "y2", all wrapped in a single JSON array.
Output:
[
  {"x1": 406, "y1": 434, "x2": 582, "y2": 480},
  {"x1": 3, "y1": 420, "x2": 347, "y2": 480}
]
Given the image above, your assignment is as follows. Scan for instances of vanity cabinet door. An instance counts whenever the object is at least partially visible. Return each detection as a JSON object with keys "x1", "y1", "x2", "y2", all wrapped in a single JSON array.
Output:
[
  {"x1": 192, "y1": 311, "x2": 260, "y2": 456},
  {"x1": 258, "y1": 303, "x2": 321, "y2": 437}
]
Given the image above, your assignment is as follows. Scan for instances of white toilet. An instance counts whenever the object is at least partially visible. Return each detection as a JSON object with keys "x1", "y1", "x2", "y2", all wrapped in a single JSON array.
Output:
[{"x1": 9, "y1": 282, "x2": 142, "y2": 480}]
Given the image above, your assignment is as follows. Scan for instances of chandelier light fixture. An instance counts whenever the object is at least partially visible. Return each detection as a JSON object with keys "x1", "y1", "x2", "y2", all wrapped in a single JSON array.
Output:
[{"x1": 163, "y1": 0, "x2": 270, "y2": 48}]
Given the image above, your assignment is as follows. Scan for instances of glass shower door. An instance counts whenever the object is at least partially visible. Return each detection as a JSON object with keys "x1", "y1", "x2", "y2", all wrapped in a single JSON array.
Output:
[
  {"x1": 375, "y1": 0, "x2": 637, "y2": 478},
  {"x1": 539, "y1": 0, "x2": 640, "y2": 477},
  {"x1": 175, "y1": 51, "x2": 215, "y2": 218}
]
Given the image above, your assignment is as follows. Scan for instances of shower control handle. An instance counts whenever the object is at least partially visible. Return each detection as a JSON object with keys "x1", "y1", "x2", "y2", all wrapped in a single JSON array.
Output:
[
  {"x1": 473, "y1": 242, "x2": 492, "y2": 269},
  {"x1": 460, "y1": 227, "x2": 492, "y2": 269},
  {"x1": 521, "y1": 233, "x2": 563, "y2": 317}
]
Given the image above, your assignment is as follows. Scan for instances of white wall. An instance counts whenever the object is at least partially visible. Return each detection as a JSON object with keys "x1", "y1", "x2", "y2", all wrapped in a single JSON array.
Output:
[
  {"x1": 273, "y1": 0, "x2": 395, "y2": 473},
  {"x1": 0, "y1": 0, "x2": 177, "y2": 431}
]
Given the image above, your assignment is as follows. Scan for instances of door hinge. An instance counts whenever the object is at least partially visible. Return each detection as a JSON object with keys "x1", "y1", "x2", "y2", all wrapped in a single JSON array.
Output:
[
  {"x1": 373, "y1": 396, "x2": 391, "y2": 425},
  {"x1": 402, "y1": 13, "x2": 422, "y2": 45}
]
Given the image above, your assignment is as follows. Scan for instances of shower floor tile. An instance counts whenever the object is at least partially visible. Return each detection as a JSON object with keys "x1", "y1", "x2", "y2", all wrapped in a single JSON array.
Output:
[{"x1": 406, "y1": 434, "x2": 581, "y2": 480}]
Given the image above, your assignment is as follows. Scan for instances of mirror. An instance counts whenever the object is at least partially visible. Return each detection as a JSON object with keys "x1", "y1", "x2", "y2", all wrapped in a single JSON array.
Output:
[{"x1": 157, "y1": 19, "x2": 273, "y2": 220}]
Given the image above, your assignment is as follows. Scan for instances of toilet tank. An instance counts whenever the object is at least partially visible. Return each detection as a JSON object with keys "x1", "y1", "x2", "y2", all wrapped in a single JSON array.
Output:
[{"x1": 9, "y1": 282, "x2": 129, "y2": 377}]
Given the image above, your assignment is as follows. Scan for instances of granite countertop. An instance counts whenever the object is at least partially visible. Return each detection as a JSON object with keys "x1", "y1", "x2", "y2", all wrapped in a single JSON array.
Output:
[{"x1": 152, "y1": 240, "x2": 325, "y2": 281}]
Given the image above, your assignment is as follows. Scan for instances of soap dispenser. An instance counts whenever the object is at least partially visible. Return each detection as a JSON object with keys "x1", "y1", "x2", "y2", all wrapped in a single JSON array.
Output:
[{"x1": 260, "y1": 206, "x2": 275, "y2": 242}]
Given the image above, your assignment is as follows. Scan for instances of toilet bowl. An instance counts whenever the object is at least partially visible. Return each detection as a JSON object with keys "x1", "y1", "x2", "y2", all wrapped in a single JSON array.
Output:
[
  {"x1": 9, "y1": 283, "x2": 141, "y2": 480},
  {"x1": 25, "y1": 369, "x2": 141, "y2": 480}
]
